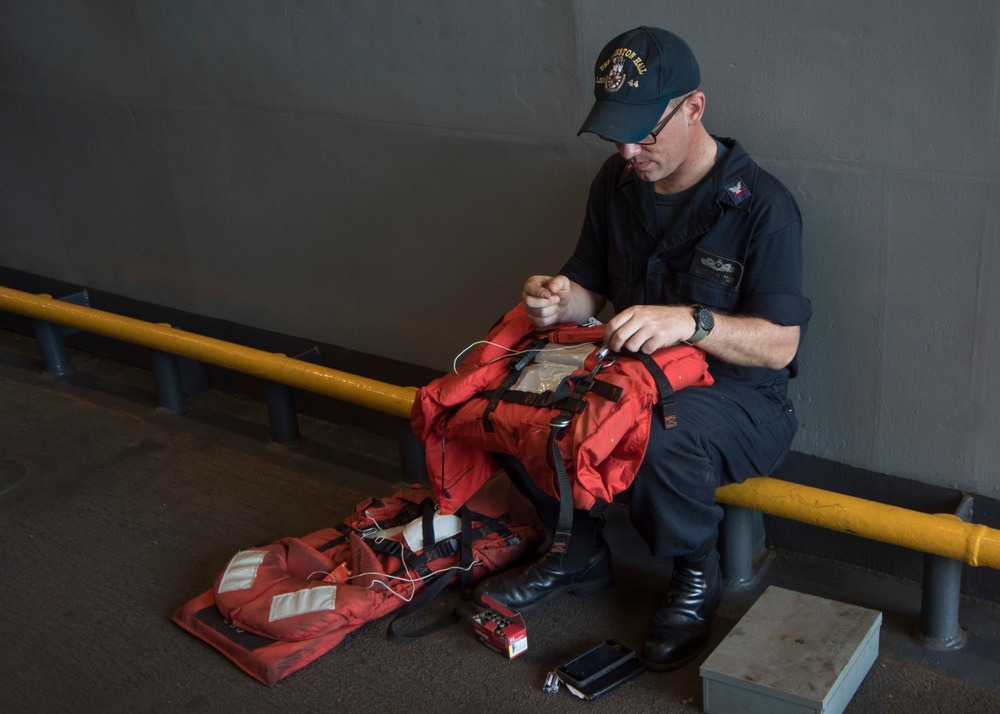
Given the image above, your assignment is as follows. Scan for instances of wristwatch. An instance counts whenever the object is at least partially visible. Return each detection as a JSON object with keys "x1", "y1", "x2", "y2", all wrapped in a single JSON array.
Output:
[{"x1": 687, "y1": 305, "x2": 714, "y2": 344}]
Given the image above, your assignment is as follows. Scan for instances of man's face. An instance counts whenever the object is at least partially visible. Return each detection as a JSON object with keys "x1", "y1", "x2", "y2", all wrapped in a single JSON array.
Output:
[{"x1": 614, "y1": 95, "x2": 695, "y2": 185}]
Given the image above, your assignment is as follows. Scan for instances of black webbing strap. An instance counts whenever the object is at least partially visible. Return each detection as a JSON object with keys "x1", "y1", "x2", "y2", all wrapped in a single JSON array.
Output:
[
  {"x1": 545, "y1": 363, "x2": 608, "y2": 561},
  {"x1": 581, "y1": 377, "x2": 622, "y2": 403},
  {"x1": 475, "y1": 375, "x2": 621, "y2": 410},
  {"x1": 363, "y1": 499, "x2": 444, "y2": 578},
  {"x1": 315, "y1": 500, "x2": 425, "y2": 553},
  {"x1": 463, "y1": 509, "x2": 514, "y2": 539},
  {"x1": 314, "y1": 523, "x2": 354, "y2": 553},
  {"x1": 476, "y1": 378, "x2": 571, "y2": 409},
  {"x1": 481, "y1": 338, "x2": 548, "y2": 433},
  {"x1": 373, "y1": 500, "x2": 426, "y2": 529},
  {"x1": 386, "y1": 506, "x2": 511, "y2": 643},
  {"x1": 367, "y1": 536, "x2": 448, "y2": 579},
  {"x1": 632, "y1": 351, "x2": 678, "y2": 429},
  {"x1": 420, "y1": 498, "x2": 437, "y2": 555},
  {"x1": 459, "y1": 507, "x2": 475, "y2": 592},
  {"x1": 548, "y1": 421, "x2": 575, "y2": 560},
  {"x1": 385, "y1": 563, "x2": 461, "y2": 643},
  {"x1": 365, "y1": 510, "x2": 514, "y2": 579}
]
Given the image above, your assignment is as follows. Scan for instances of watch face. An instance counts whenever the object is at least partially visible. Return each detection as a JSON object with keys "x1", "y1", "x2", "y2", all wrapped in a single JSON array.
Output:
[{"x1": 695, "y1": 306, "x2": 714, "y2": 331}]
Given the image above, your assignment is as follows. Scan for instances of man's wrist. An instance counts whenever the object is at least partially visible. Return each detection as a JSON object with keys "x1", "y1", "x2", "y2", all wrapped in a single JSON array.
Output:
[{"x1": 686, "y1": 304, "x2": 715, "y2": 344}]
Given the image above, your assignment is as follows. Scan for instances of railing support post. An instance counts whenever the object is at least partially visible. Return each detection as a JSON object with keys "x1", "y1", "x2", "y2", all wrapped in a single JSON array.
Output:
[
  {"x1": 150, "y1": 348, "x2": 187, "y2": 413},
  {"x1": 30, "y1": 291, "x2": 90, "y2": 377},
  {"x1": 721, "y1": 504, "x2": 766, "y2": 588},
  {"x1": 263, "y1": 347, "x2": 320, "y2": 446},
  {"x1": 913, "y1": 495, "x2": 973, "y2": 650},
  {"x1": 32, "y1": 319, "x2": 74, "y2": 377},
  {"x1": 265, "y1": 381, "x2": 300, "y2": 445}
]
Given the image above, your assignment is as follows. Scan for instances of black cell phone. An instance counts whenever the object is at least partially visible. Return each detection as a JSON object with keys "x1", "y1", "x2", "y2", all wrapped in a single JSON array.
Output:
[
  {"x1": 566, "y1": 656, "x2": 646, "y2": 700},
  {"x1": 555, "y1": 638, "x2": 636, "y2": 689}
]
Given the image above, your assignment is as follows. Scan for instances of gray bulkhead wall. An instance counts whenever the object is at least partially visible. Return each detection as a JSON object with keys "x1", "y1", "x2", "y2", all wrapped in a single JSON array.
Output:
[{"x1": 1, "y1": 2, "x2": 998, "y2": 499}]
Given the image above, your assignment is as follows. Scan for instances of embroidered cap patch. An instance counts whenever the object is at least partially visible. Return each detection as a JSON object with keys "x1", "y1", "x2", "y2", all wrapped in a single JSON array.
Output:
[{"x1": 725, "y1": 178, "x2": 751, "y2": 205}]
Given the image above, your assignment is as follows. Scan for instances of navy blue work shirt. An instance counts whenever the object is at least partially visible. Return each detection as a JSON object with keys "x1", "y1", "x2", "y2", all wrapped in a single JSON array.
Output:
[{"x1": 561, "y1": 137, "x2": 811, "y2": 389}]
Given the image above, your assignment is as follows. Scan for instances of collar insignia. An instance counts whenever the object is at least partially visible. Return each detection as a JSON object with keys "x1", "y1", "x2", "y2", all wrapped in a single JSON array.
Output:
[{"x1": 724, "y1": 178, "x2": 751, "y2": 205}]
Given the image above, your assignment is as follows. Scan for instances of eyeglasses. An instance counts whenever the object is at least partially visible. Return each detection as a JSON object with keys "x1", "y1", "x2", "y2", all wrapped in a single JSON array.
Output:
[{"x1": 601, "y1": 92, "x2": 694, "y2": 146}]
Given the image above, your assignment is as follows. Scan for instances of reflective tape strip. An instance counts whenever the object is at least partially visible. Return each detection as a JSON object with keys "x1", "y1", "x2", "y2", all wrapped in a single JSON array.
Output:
[
  {"x1": 269, "y1": 586, "x2": 338, "y2": 622},
  {"x1": 217, "y1": 550, "x2": 267, "y2": 593}
]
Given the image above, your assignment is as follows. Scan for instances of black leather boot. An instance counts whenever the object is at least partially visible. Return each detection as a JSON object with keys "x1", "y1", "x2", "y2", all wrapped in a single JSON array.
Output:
[
  {"x1": 473, "y1": 543, "x2": 613, "y2": 612},
  {"x1": 642, "y1": 546, "x2": 721, "y2": 670}
]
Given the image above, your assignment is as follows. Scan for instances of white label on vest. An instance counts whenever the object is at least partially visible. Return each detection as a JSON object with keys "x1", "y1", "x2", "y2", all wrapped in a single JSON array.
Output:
[
  {"x1": 269, "y1": 586, "x2": 338, "y2": 622},
  {"x1": 401, "y1": 513, "x2": 463, "y2": 552},
  {"x1": 217, "y1": 550, "x2": 267, "y2": 593}
]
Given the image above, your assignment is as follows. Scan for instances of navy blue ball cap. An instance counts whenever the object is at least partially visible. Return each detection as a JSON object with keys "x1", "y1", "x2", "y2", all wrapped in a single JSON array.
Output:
[{"x1": 578, "y1": 27, "x2": 700, "y2": 143}]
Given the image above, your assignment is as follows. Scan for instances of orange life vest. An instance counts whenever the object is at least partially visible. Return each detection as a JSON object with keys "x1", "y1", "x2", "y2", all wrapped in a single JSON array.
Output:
[
  {"x1": 172, "y1": 480, "x2": 544, "y2": 685},
  {"x1": 411, "y1": 304, "x2": 714, "y2": 515}
]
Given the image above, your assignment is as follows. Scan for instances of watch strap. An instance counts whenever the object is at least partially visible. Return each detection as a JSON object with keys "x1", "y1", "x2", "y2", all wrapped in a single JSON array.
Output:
[{"x1": 687, "y1": 305, "x2": 713, "y2": 344}]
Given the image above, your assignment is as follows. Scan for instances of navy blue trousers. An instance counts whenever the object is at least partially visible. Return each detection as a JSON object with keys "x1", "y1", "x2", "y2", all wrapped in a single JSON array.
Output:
[{"x1": 500, "y1": 379, "x2": 797, "y2": 559}]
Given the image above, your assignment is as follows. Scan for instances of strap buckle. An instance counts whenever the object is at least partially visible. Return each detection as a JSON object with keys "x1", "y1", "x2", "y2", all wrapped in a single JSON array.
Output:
[{"x1": 549, "y1": 413, "x2": 573, "y2": 430}]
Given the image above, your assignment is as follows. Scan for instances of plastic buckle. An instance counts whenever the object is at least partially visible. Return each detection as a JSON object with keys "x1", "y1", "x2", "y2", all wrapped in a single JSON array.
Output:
[{"x1": 549, "y1": 414, "x2": 572, "y2": 430}]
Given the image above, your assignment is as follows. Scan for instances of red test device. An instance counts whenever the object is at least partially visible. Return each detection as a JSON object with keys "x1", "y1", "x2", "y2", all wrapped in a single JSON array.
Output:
[{"x1": 472, "y1": 596, "x2": 528, "y2": 659}]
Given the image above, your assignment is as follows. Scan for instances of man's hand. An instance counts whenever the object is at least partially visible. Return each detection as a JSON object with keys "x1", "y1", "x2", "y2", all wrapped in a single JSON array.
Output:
[
  {"x1": 605, "y1": 304, "x2": 802, "y2": 369},
  {"x1": 522, "y1": 275, "x2": 573, "y2": 327},
  {"x1": 604, "y1": 305, "x2": 694, "y2": 354},
  {"x1": 522, "y1": 275, "x2": 605, "y2": 328}
]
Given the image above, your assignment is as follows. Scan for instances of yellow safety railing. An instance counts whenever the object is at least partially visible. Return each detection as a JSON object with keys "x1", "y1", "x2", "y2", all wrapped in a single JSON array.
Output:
[
  {"x1": 0, "y1": 286, "x2": 416, "y2": 418},
  {"x1": 3, "y1": 283, "x2": 999, "y2": 571},
  {"x1": 716, "y1": 478, "x2": 1000, "y2": 570}
]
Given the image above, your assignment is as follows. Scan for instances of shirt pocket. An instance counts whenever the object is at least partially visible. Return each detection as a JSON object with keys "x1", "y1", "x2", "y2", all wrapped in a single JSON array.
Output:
[
  {"x1": 607, "y1": 253, "x2": 640, "y2": 309},
  {"x1": 675, "y1": 272, "x2": 741, "y2": 313}
]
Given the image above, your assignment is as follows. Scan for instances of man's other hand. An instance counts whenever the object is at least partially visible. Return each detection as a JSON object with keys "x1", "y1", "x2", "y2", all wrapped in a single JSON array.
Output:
[{"x1": 522, "y1": 275, "x2": 573, "y2": 327}]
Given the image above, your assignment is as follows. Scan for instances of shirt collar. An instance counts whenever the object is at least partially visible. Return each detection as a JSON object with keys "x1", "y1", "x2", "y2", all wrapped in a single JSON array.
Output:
[{"x1": 617, "y1": 136, "x2": 756, "y2": 212}]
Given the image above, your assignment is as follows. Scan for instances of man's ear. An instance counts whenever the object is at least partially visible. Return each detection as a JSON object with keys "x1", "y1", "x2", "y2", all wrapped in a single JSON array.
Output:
[{"x1": 686, "y1": 91, "x2": 707, "y2": 124}]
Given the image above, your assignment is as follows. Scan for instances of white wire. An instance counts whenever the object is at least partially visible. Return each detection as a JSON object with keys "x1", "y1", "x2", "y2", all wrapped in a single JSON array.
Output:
[
  {"x1": 361, "y1": 510, "x2": 397, "y2": 539},
  {"x1": 359, "y1": 560, "x2": 483, "y2": 603},
  {"x1": 451, "y1": 339, "x2": 602, "y2": 373},
  {"x1": 451, "y1": 340, "x2": 517, "y2": 372},
  {"x1": 305, "y1": 509, "x2": 484, "y2": 603},
  {"x1": 304, "y1": 560, "x2": 482, "y2": 603}
]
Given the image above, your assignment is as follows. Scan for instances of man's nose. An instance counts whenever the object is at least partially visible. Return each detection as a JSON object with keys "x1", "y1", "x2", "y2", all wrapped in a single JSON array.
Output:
[{"x1": 617, "y1": 142, "x2": 641, "y2": 160}]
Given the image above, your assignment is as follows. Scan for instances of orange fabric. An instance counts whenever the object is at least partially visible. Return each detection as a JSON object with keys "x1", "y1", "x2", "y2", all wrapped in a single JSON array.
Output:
[
  {"x1": 171, "y1": 480, "x2": 544, "y2": 686},
  {"x1": 412, "y1": 304, "x2": 714, "y2": 514}
]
